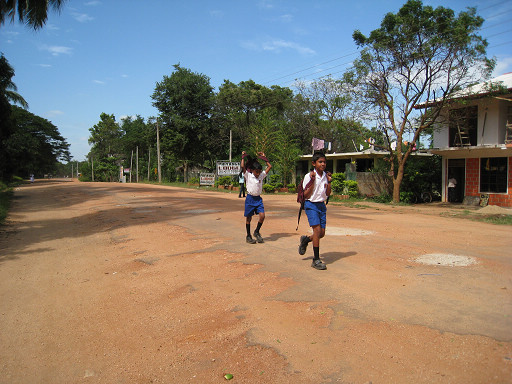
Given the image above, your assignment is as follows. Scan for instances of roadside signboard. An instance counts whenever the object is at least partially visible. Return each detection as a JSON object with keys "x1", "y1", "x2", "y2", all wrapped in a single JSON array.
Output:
[
  {"x1": 216, "y1": 161, "x2": 240, "y2": 176},
  {"x1": 200, "y1": 173, "x2": 215, "y2": 186}
]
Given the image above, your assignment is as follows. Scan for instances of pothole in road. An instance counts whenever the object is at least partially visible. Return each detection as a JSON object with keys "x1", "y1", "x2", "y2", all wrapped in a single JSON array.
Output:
[
  {"x1": 413, "y1": 253, "x2": 478, "y2": 267},
  {"x1": 325, "y1": 227, "x2": 375, "y2": 236}
]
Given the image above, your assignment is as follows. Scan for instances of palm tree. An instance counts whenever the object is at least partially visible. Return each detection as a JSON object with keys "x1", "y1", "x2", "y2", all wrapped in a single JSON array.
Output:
[
  {"x1": 0, "y1": 0, "x2": 67, "y2": 30},
  {"x1": 0, "y1": 54, "x2": 28, "y2": 108}
]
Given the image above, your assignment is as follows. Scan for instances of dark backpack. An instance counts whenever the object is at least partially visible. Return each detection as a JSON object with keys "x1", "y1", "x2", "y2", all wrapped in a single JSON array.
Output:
[{"x1": 296, "y1": 176, "x2": 314, "y2": 230}]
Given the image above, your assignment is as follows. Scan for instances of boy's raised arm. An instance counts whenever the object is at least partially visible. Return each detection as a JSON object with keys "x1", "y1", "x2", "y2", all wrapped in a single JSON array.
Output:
[
  {"x1": 241, "y1": 151, "x2": 247, "y2": 172},
  {"x1": 257, "y1": 152, "x2": 272, "y2": 174}
]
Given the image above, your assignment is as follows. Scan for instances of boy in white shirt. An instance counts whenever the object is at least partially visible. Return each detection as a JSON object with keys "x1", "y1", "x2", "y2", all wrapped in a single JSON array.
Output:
[
  {"x1": 298, "y1": 151, "x2": 332, "y2": 270},
  {"x1": 241, "y1": 151, "x2": 272, "y2": 244}
]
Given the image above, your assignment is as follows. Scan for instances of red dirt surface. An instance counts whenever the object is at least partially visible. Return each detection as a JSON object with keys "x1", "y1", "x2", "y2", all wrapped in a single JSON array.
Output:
[{"x1": 1, "y1": 179, "x2": 511, "y2": 383}]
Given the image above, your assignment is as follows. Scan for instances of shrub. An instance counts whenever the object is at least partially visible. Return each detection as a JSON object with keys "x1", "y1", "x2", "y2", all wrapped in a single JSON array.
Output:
[
  {"x1": 188, "y1": 177, "x2": 200, "y2": 184},
  {"x1": 400, "y1": 191, "x2": 415, "y2": 203},
  {"x1": 372, "y1": 192, "x2": 392, "y2": 203},
  {"x1": 343, "y1": 180, "x2": 359, "y2": 198},
  {"x1": 269, "y1": 174, "x2": 281, "y2": 185},
  {"x1": 263, "y1": 183, "x2": 275, "y2": 193},
  {"x1": 287, "y1": 183, "x2": 296, "y2": 193},
  {"x1": 215, "y1": 175, "x2": 232, "y2": 187},
  {"x1": 330, "y1": 173, "x2": 346, "y2": 194},
  {"x1": 273, "y1": 182, "x2": 283, "y2": 189}
]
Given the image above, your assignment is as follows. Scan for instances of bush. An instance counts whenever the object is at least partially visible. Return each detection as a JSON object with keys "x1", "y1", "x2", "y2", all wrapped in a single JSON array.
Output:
[
  {"x1": 400, "y1": 191, "x2": 415, "y2": 204},
  {"x1": 263, "y1": 183, "x2": 275, "y2": 193},
  {"x1": 273, "y1": 182, "x2": 283, "y2": 189},
  {"x1": 269, "y1": 174, "x2": 281, "y2": 185},
  {"x1": 287, "y1": 183, "x2": 296, "y2": 193},
  {"x1": 372, "y1": 192, "x2": 392, "y2": 203},
  {"x1": 215, "y1": 175, "x2": 232, "y2": 187},
  {"x1": 188, "y1": 177, "x2": 200, "y2": 184},
  {"x1": 343, "y1": 180, "x2": 359, "y2": 198},
  {"x1": 330, "y1": 173, "x2": 345, "y2": 194}
]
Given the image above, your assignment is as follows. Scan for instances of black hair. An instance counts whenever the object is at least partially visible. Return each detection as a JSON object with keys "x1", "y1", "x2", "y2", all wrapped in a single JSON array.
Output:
[
  {"x1": 245, "y1": 155, "x2": 262, "y2": 171},
  {"x1": 312, "y1": 151, "x2": 326, "y2": 163}
]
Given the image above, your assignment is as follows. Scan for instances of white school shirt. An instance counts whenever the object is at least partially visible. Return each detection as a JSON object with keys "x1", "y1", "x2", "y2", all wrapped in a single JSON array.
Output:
[
  {"x1": 245, "y1": 170, "x2": 267, "y2": 196},
  {"x1": 302, "y1": 170, "x2": 328, "y2": 203}
]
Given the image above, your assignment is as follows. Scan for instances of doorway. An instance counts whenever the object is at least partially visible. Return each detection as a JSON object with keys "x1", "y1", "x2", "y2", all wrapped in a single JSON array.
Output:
[{"x1": 447, "y1": 159, "x2": 465, "y2": 203}]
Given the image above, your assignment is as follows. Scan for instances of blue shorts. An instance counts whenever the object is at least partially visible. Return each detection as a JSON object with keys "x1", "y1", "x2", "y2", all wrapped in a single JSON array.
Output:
[
  {"x1": 244, "y1": 194, "x2": 264, "y2": 217},
  {"x1": 304, "y1": 200, "x2": 326, "y2": 228}
]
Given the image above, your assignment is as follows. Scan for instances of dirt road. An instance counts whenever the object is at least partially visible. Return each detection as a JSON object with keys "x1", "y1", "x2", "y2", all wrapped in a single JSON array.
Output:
[{"x1": 1, "y1": 180, "x2": 511, "y2": 383}]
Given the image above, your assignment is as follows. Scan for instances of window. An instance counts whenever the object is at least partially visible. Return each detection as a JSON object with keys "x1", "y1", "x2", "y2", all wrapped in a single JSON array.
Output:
[
  {"x1": 480, "y1": 157, "x2": 508, "y2": 193},
  {"x1": 449, "y1": 106, "x2": 478, "y2": 147}
]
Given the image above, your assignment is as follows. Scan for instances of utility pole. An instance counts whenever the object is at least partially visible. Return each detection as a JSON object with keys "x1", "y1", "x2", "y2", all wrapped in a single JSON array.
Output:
[
  {"x1": 157, "y1": 119, "x2": 161, "y2": 183},
  {"x1": 130, "y1": 150, "x2": 133, "y2": 182},
  {"x1": 229, "y1": 129, "x2": 232, "y2": 161},
  {"x1": 136, "y1": 146, "x2": 139, "y2": 183},
  {"x1": 71, "y1": 163, "x2": 73, "y2": 179},
  {"x1": 91, "y1": 157, "x2": 94, "y2": 182},
  {"x1": 148, "y1": 146, "x2": 151, "y2": 180},
  {"x1": 76, "y1": 161, "x2": 78, "y2": 178}
]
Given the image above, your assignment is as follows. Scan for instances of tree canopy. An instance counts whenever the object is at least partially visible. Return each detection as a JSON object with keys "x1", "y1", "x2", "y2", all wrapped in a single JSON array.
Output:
[{"x1": 350, "y1": 0, "x2": 494, "y2": 201}]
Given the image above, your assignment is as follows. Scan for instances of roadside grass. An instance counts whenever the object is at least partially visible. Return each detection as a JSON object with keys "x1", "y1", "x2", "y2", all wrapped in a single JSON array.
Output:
[{"x1": 0, "y1": 177, "x2": 23, "y2": 226}]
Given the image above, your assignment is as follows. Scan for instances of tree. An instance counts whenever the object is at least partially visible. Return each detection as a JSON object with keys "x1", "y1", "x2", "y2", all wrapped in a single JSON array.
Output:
[
  {"x1": 349, "y1": 0, "x2": 494, "y2": 202},
  {"x1": 0, "y1": 0, "x2": 67, "y2": 30},
  {"x1": 151, "y1": 64, "x2": 215, "y2": 181},
  {"x1": 6, "y1": 106, "x2": 70, "y2": 177},
  {"x1": 88, "y1": 113, "x2": 123, "y2": 159},
  {"x1": 0, "y1": 54, "x2": 30, "y2": 179}
]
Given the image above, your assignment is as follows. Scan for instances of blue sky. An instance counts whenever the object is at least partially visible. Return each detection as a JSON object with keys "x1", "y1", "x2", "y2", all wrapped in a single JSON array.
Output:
[{"x1": 1, "y1": 0, "x2": 511, "y2": 161}]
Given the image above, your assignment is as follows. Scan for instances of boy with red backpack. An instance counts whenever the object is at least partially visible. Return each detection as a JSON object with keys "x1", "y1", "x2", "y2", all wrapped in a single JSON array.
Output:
[{"x1": 297, "y1": 151, "x2": 332, "y2": 270}]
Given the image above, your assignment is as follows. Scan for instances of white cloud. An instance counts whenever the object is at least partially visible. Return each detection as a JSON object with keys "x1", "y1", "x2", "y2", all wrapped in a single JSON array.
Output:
[
  {"x1": 93, "y1": 80, "x2": 106, "y2": 85},
  {"x1": 493, "y1": 56, "x2": 512, "y2": 76},
  {"x1": 263, "y1": 39, "x2": 316, "y2": 56},
  {"x1": 279, "y1": 14, "x2": 293, "y2": 23},
  {"x1": 37, "y1": 63, "x2": 52, "y2": 68},
  {"x1": 241, "y1": 38, "x2": 315, "y2": 56},
  {"x1": 85, "y1": 1, "x2": 101, "y2": 5},
  {"x1": 40, "y1": 45, "x2": 73, "y2": 56},
  {"x1": 258, "y1": 0, "x2": 274, "y2": 9},
  {"x1": 72, "y1": 12, "x2": 94, "y2": 22},
  {"x1": 121, "y1": 74, "x2": 129, "y2": 78}
]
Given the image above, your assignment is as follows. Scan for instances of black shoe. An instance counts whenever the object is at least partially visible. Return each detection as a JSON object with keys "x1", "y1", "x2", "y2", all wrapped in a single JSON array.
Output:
[
  {"x1": 311, "y1": 259, "x2": 327, "y2": 270},
  {"x1": 253, "y1": 231, "x2": 264, "y2": 243},
  {"x1": 246, "y1": 235, "x2": 257, "y2": 244},
  {"x1": 298, "y1": 235, "x2": 310, "y2": 255}
]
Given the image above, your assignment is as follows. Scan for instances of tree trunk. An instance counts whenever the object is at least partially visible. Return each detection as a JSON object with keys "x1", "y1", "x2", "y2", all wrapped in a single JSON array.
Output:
[{"x1": 392, "y1": 161, "x2": 405, "y2": 202}]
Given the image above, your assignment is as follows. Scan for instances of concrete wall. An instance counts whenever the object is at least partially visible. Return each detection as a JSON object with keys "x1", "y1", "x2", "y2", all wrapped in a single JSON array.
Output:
[{"x1": 356, "y1": 172, "x2": 393, "y2": 197}]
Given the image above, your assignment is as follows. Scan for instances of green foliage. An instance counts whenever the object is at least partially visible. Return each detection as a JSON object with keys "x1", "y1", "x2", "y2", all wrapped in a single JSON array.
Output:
[
  {"x1": 0, "y1": 0, "x2": 67, "y2": 30},
  {"x1": 400, "y1": 191, "x2": 415, "y2": 204},
  {"x1": 215, "y1": 175, "x2": 232, "y2": 187},
  {"x1": 152, "y1": 64, "x2": 215, "y2": 178},
  {"x1": 5, "y1": 106, "x2": 70, "y2": 178},
  {"x1": 330, "y1": 173, "x2": 346, "y2": 193},
  {"x1": 188, "y1": 177, "x2": 199, "y2": 184},
  {"x1": 343, "y1": 180, "x2": 359, "y2": 198},
  {"x1": 287, "y1": 183, "x2": 296, "y2": 193},
  {"x1": 372, "y1": 192, "x2": 393, "y2": 203},
  {"x1": 269, "y1": 174, "x2": 281, "y2": 184},
  {"x1": 88, "y1": 113, "x2": 123, "y2": 159},
  {"x1": 263, "y1": 184, "x2": 275, "y2": 193}
]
